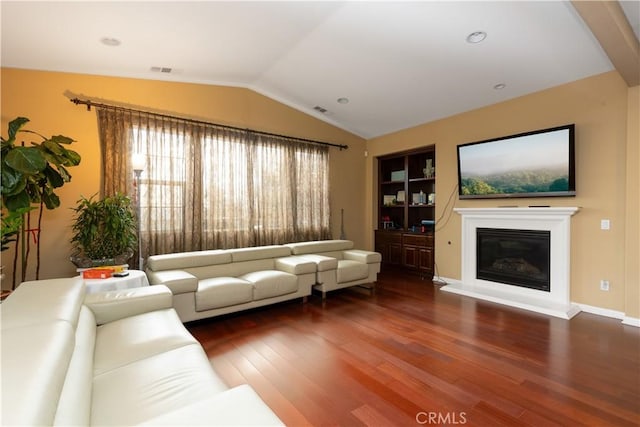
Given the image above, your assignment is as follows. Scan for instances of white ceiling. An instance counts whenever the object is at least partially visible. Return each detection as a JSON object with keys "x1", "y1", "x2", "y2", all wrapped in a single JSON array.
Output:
[
  {"x1": 0, "y1": 1, "x2": 634, "y2": 139},
  {"x1": 620, "y1": 0, "x2": 640, "y2": 40}
]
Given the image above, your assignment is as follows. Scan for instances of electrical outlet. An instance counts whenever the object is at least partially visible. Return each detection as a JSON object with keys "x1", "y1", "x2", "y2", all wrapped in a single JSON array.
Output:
[
  {"x1": 600, "y1": 280, "x2": 610, "y2": 291},
  {"x1": 601, "y1": 219, "x2": 611, "y2": 230}
]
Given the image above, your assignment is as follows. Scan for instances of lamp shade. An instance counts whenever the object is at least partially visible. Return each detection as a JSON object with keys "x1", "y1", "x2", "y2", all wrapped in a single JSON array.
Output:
[{"x1": 132, "y1": 153, "x2": 145, "y2": 172}]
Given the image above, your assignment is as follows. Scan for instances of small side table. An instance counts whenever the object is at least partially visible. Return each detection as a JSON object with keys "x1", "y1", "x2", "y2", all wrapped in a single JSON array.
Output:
[{"x1": 83, "y1": 270, "x2": 149, "y2": 294}]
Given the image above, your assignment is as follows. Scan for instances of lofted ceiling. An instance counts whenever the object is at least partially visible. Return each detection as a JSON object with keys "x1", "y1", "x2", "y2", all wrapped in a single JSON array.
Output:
[{"x1": 1, "y1": 1, "x2": 638, "y2": 139}]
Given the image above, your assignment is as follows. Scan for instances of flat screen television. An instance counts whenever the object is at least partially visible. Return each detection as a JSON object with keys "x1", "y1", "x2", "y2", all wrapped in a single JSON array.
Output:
[{"x1": 457, "y1": 124, "x2": 575, "y2": 199}]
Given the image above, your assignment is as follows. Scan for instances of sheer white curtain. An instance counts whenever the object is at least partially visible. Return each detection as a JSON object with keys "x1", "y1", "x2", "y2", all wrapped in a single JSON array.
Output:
[{"x1": 98, "y1": 108, "x2": 331, "y2": 257}]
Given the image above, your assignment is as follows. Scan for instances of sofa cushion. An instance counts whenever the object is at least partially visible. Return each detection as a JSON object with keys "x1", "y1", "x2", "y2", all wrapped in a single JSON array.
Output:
[
  {"x1": 275, "y1": 256, "x2": 317, "y2": 275},
  {"x1": 85, "y1": 285, "x2": 173, "y2": 325},
  {"x1": 91, "y1": 344, "x2": 229, "y2": 426},
  {"x1": 146, "y1": 270, "x2": 198, "y2": 294},
  {"x1": 343, "y1": 249, "x2": 382, "y2": 264},
  {"x1": 296, "y1": 254, "x2": 339, "y2": 271},
  {"x1": 196, "y1": 277, "x2": 253, "y2": 311},
  {"x1": 241, "y1": 270, "x2": 298, "y2": 300},
  {"x1": 54, "y1": 306, "x2": 96, "y2": 426},
  {"x1": 337, "y1": 260, "x2": 370, "y2": 283},
  {"x1": 1, "y1": 276, "x2": 85, "y2": 329},
  {"x1": 229, "y1": 245, "x2": 291, "y2": 262},
  {"x1": 139, "y1": 384, "x2": 284, "y2": 426},
  {"x1": 93, "y1": 308, "x2": 197, "y2": 375},
  {"x1": 286, "y1": 239, "x2": 354, "y2": 255},
  {"x1": 147, "y1": 250, "x2": 231, "y2": 271},
  {"x1": 1, "y1": 321, "x2": 75, "y2": 426},
  {"x1": 187, "y1": 258, "x2": 276, "y2": 280}
]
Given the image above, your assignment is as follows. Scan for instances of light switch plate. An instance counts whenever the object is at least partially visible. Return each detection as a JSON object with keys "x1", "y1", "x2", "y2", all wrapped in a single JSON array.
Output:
[{"x1": 601, "y1": 219, "x2": 611, "y2": 230}]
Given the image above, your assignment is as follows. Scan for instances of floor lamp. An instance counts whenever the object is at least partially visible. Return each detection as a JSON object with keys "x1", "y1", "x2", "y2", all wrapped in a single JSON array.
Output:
[{"x1": 132, "y1": 154, "x2": 145, "y2": 270}]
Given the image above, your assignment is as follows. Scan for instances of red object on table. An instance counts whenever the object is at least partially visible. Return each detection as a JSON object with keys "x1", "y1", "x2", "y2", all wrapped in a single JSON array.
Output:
[{"x1": 82, "y1": 269, "x2": 115, "y2": 279}]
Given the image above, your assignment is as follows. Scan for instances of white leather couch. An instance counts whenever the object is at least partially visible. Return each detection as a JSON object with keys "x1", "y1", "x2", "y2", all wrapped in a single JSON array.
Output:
[
  {"x1": 0, "y1": 276, "x2": 283, "y2": 426},
  {"x1": 146, "y1": 240, "x2": 381, "y2": 322},
  {"x1": 285, "y1": 240, "x2": 382, "y2": 299},
  {"x1": 146, "y1": 245, "x2": 317, "y2": 322}
]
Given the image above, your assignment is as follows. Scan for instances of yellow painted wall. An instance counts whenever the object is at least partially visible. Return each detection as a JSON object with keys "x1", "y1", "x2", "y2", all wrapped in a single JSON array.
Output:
[
  {"x1": 2, "y1": 67, "x2": 636, "y2": 318},
  {"x1": 1, "y1": 68, "x2": 366, "y2": 286},
  {"x1": 624, "y1": 85, "x2": 639, "y2": 318},
  {"x1": 366, "y1": 71, "x2": 636, "y2": 315}
]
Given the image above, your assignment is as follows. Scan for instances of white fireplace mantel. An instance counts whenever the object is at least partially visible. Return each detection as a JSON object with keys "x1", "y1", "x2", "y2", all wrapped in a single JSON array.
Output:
[
  {"x1": 441, "y1": 207, "x2": 581, "y2": 319},
  {"x1": 453, "y1": 206, "x2": 579, "y2": 219}
]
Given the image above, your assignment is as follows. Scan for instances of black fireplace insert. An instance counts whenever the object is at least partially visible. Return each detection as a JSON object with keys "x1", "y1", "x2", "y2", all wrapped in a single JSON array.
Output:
[{"x1": 476, "y1": 228, "x2": 550, "y2": 292}]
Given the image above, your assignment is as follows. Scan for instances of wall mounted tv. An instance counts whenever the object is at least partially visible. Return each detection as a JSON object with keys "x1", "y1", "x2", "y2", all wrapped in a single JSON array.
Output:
[{"x1": 457, "y1": 124, "x2": 575, "y2": 199}]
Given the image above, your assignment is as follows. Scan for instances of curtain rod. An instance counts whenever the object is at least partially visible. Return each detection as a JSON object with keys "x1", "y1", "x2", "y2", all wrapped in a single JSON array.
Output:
[{"x1": 70, "y1": 97, "x2": 349, "y2": 150}]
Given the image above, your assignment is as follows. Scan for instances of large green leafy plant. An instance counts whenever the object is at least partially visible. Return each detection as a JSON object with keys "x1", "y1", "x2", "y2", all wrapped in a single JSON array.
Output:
[
  {"x1": 1, "y1": 117, "x2": 81, "y2": 287},
  {"x1": 1, "y1": 207, "x2": 30, "y2": 251},
  {"x1": 70, "y1": 193, "x2": 137, "y2": 267},
  {"x1": 1, "y1": 117, "x2": 80, "y2": 211}
]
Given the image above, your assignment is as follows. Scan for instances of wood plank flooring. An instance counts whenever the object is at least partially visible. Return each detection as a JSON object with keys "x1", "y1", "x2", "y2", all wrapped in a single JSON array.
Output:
[{"x1": 187, "y1": 270, "x2": 640, "y2": 426}]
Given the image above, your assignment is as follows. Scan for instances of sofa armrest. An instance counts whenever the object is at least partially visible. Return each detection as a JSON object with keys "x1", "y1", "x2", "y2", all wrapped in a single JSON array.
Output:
[
  {"x1": 84, "y1": 285, "x2": 173, "y2": 325},
  {"x1": 275, "y1": 256, "x2": 316, "y2": 275},
  {"x1": 299, "y1": 254, "x2": 338, "y2": 271},
  {"x1": 146, "y1": 270, "x2": 198, "y2": 294},
  {"x1": 343, "y1": 249, "x2": 382, "y2": 264}
]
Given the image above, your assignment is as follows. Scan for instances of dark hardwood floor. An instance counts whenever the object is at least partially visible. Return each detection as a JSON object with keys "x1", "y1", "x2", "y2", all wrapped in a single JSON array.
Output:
[{"x1": 187, "y1": 270, "x2": 640, "y2": 426}]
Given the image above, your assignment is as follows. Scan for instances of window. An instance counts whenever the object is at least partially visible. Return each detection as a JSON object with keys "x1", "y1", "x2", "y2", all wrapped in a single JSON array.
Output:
[
  {"x1": 99, "y1": 108, "x2": 331, "y2": 257},
  {"x1": 132, "y1": 127, "x2": 188, "y2": 233}
]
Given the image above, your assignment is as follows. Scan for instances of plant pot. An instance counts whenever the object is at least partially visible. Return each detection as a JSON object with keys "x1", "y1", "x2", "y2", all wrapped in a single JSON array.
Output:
[{"x1": 71, "y1": 248, "x2": 134, "y2": 268}]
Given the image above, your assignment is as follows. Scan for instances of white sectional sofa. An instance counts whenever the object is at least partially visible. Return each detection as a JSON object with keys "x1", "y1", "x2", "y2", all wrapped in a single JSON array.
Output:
[
  {"x1": 146, "y1": 240, "x2": 382, "y2": 322},
  {"x1": 285, "y1": 240, "x2": 382, "y2": 299},
  {"x1": 0, "y1": 276, "x2": 283, "y2": 426},
  {"x1": 146, "y1": 245, "x2": 317, "y2": 322}
]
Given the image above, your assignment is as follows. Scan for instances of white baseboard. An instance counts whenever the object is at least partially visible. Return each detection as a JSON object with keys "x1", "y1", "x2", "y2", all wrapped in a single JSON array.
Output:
[
  {"x1": 622, "y1": 316, "x2": 640, "y2": 327},
  {"x1": 576, "y1": 305, "x2": 640, "y2": 327},
  {"x1": 437, "y1": 278, "x2": 639, "y2": 327},
  {"x1": 436, "y1": 276, "x2": 459, "y2": 286},
  {"x1": 577, "y1": 303, "x2": 625, "y2": 320}
]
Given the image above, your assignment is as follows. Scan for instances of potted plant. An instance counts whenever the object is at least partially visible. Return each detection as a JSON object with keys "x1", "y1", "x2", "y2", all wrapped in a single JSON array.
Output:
[
  {"x1": 1, "y1": 117, "x2": 81, "y2": 287},
  {"x1": 1, "y1": 208, "x2": 24, "y2": 252},
  {"x1": 1, "y1": 206, "x2": 28, "y2": 294},
  {"x1": 70, "y1": 193, "x2": 137, "y2": 268}
]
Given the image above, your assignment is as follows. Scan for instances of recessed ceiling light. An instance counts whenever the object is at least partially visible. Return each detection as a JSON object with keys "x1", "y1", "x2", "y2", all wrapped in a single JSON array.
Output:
[
  {"x1": 337, "y1": 97, "x2": 349, "y2": 104},
  {"x1": 100, "y1": 37, "x2": 121, "y2": 47},
  {"x1": 494, "y1": 83, "x2": 506, "y2": 90},
  {"x1": 466, "y1": 31, "x2": 487, "y2": 44}
]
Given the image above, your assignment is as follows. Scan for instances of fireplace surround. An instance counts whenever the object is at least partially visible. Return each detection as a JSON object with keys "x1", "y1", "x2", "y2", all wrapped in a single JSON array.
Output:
[{"x1": 442, "y1": 207, "x2": 580, "y2": 319}]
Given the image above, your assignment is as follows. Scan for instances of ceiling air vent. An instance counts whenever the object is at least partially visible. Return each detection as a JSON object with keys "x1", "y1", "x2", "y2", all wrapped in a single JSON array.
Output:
[
  {"x1": 313, "y1": 105, "x2": 328, "y2": 114},
  {"x1": 150, "y1": 66, "x2": 172, "y2": 73}
]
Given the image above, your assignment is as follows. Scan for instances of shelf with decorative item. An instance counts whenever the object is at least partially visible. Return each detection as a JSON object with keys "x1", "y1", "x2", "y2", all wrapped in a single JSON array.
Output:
[{"x1": 376, "y1": 145, "x2": 435, "y2": 276}]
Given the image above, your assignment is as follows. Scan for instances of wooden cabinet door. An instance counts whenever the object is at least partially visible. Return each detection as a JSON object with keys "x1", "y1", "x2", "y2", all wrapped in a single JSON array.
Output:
[
  {"x1": 376, "y1": 231, "x2": 403, "y2": 265},
  {"x1": 418, "y1": 247, "x2": 433, "y2": 275},
  {"x1": 389, "y1": 243, "x2": 403, "y2": 265},
  {"x1": 402, "y1": 245, "x2": 418, "y2": 269},
  {"x1": 375, "y1": 242, "x2": 388, "y2": 263}
]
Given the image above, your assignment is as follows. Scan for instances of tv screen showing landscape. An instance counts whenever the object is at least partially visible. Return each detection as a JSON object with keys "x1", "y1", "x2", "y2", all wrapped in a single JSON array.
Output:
[{"x1": 457, "y1": 124, "x2": 575, "y2": 199}]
